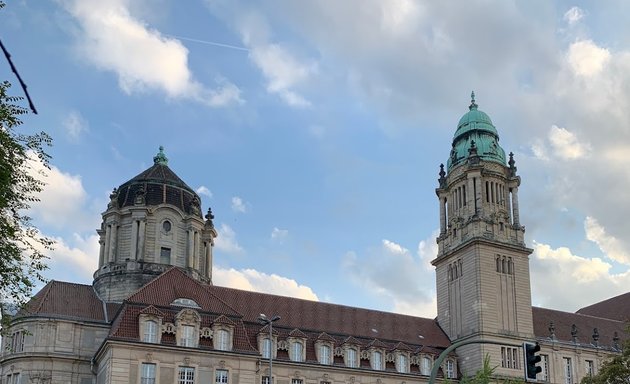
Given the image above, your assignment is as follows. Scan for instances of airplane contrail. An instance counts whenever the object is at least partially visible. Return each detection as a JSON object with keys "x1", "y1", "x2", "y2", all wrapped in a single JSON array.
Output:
[{"x1": 164, "y1": 33, "x2": 250, "y2": 52}]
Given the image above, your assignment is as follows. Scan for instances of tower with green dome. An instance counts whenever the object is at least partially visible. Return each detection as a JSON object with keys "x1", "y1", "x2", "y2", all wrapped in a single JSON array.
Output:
[{"x1": 432, "y1": 93, "x2": 535, "y2": 377}]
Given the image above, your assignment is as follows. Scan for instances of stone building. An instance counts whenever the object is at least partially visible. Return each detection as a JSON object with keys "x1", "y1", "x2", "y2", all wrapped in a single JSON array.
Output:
[{"x1": 1, "y1": 94, "x2": 627, "y2": 384}]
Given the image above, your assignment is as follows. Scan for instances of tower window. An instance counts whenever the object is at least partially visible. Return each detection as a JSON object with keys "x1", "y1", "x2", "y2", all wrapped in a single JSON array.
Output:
[
  {"x1": 162, "y1": 220, "x2": 172, "y2": 233},
  {"x1": 160, "y1": 247, "x2": 171, "y2": 264}
]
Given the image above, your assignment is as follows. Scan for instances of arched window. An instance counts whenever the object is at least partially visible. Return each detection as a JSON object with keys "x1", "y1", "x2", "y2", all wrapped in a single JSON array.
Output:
[
  {"x1": 397, "y1": 354, "x2": 408, "y2": 373},
  {"x1": 372, "y1": 351, "x2": 383, "y2": 370},
  {"x1": 216, "y1": 329, "x2": 230, "y2": 351},
  {"x1": 143, "y1": 320, "x2": 158, "y2": 343},
  {"x1": 421, "y1": 357, "x2": 432, "y2": 375},
  {"x1": 291, "y1": 341, "x2": 303, "y2": 362},
  {"x1": 346, "y1": 348, "x2": 358, "y2": 368},
  {"x1": 319, "y1": 344, "x2": 331, "y2": 365},
  {"x1": 496, "y1": 257, "x2": 501, "y2": 272}
]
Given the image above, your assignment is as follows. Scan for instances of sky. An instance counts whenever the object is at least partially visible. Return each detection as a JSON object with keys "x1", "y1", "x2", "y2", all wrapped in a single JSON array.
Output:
[{"x1": 2, "y1": 0, "x2": 630, "y2": 319}]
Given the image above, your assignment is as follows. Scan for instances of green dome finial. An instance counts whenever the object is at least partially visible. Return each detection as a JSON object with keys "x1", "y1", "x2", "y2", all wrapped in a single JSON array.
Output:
[
  {"x1": 153, "y1": 145, "x2": 168, "y2": 165},
  {"x1": 469, "y1": 91, "x2": 478, "y2": 110}
]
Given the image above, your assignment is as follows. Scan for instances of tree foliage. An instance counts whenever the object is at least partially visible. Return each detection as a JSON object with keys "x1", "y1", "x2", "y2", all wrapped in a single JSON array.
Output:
[
  {"x1": 0, "y1": 80, "x2": 53, "y2": 325},
  {"x1": 581, "y1": 326, "x2": 630, "y2": 384}
]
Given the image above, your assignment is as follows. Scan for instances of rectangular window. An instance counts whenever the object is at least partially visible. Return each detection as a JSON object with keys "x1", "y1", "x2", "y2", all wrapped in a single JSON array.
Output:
[
  {"x1": 7, "y1": 373, "x2": 21, "y2": 384},
  {"x1": 181, "y1": 325, "x2": 195, "y2": 347},
  {"x1": 262, "y1": 376, "x2": 271, "y2": 384},
  {"x1": 141, "y1": 363, "x2": 156, "y2": 384},
  {"x1": 397, "y1": 354, "x2": 408, "y2": 373},
  {"x1": 160, "y1": 247, "x2": 171, "y2": 264},
  {"x1": 216, "y1": 369, "x2": 229, "y2": 384},
  {"x1": 291, "y1": 379, "x2": 303, "y2": 384},
  {"x1": 540, "y1": 354, "x2": 549, "y2": 381},
  {"x1": 319, "y1": 345, "x2": 331, "y2": 365},
  {"x1": 178, "y1": 367, "x2": 195, "y2": 384},
  {"x1": 446, "y1": 360, "x2": 455, "y2": 379},
  {"x1": 564, "y1": 357, "x2": 573, "y2": 384},
  {"x1": 585, "y1": 360, "x2": 594, "y2": 377},
  {"x1": 262, "y1": 338, "x2": 271, "y2": 358},
  {"x1": 421, "y1": 357, "x2": 431, "y2": 376},
  {"x1": 292, "y1": 341, "x2": 303, "y2": 362},
  {"x1": 501, "y1": 347, "x2": 520, "y2": 369},
  {"x1": 12, "y1": 330, "x2": 24, "y2": 352},
  {"x1": 216, "y1": 329, "x2": 230, "y2": 351}
]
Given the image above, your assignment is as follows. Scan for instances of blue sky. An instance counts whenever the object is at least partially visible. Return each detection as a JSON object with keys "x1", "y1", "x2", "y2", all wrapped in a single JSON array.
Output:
[{"x1": 2, "y1": 0, "x2": 630, "y2": 317}]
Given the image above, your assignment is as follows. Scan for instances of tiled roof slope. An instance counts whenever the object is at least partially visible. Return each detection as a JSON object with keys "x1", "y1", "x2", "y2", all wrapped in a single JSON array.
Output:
[
  {"x1": 576, "y1": 291, "x2": 630, "y2": 322},
  {"x1": 126, "y1": 267, "x2": 241, "y2": 317},
  {"x1": 19, "y1": 280, "x2": 117, "y2": 322},
  {"x1": 207, "y1": 284, "x2": 451, "y2": 348},
  {"x1": 532, "y1": 307, "x2": 625, "y2": 348}
]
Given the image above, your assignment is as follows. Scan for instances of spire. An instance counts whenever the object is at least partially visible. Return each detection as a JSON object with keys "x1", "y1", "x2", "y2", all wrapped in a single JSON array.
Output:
[
  {"x1": 153, "y1": 145, "x2": 168, "y2": 165},
  {"x1": 469, "y1": 91, "x2": 478, "y2": 110}
]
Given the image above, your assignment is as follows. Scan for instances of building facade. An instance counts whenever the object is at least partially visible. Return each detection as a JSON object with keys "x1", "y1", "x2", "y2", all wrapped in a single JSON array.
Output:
[{"x1": 1, "y1": 95, "x2": 627, "y2": 384}]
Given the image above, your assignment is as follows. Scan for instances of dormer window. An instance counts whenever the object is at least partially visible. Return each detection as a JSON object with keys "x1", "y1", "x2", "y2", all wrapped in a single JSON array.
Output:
[
  {"x1": 172, "y1": 298, "x2": 201, "y2": 308},
  {"x1": 291, "y1": 340, "x2": 304, "y2": 362},
  {"x1": 371, "y1": 350, "x2": 383, "y2": 370},
  {"x1": 345, "y1": 347, "x2": 358, "y2": 368},
  {"x1": 181, "y1": 325, "x2": 195, "y2": 347},
  {"x1": 421, "y1": 356, "x2": 432, "y2": 375},
  {"x1": 445, "y1": 359, "x2": 456, "y2": 379},
  {"x1": 212, "y1": 316, "x2": 235, "y2": 351},
  {"x1": 319, "y1": 344, "x2": 331, "y2": 365},
  {"x1": 261, "y1": 337, "x2": 272, "y2": 358},
  {"x1": 215, "y1": 329, "x2": 230, "y2": 351},
  {"x1": 397, "y1": 353, "x2": 409, "y2": 373},
  {"x1": 175, "y1": 308, "x2": 200, "y2": 348},
  {"x1": 143, "y1": 320, "x2": 158, "y2": 343}
]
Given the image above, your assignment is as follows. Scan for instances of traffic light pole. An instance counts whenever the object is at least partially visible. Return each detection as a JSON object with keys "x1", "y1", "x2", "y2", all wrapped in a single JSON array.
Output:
[{"x1": 428, "y1": 339, "x2": 527, "y2": 384}]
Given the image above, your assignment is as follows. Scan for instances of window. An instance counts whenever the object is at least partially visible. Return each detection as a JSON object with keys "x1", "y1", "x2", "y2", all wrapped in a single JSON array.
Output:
[
  {"x1": 421, "y1": 357, "x2": 432, "y2": 376},
  {"x1": 181, "y1": 325, "x2": 195, "y2": 347},
  {"x1": 346, "y1": 348, "x2": 358, "y2": 368},
  {"x1": 178, "y1": 367, "x2": 195, "y2": 384},
  {"x1": 501, "y1": 347, "x2": 520, "y2": 369},
  {"x1": 216, "y1": 329, "x2": 230, "y2": 351},
  {"x1": 445, "y1": 360, "x2": 455, "y2": 379},
  {"x1": 291, "y1": 341, "x2": 304, "y2": 362},
  {"x1": 143, "y1": 320, "x2": 158, "y2": 343},
  {"x1": 141, "y1": 363, "x2": 156, "y2": 384},
  {"x1": 585, "y1": 360, "x2": 594, "y2": 377},
  {"x1": 319, "y1": 344, "x2": 331, "y2": 365},
  {"x1": 162, "y1": 220, "x2": 172, "y2": 233},
  {"x1": 397, "y1": 354, "x2": 408, "y2": 373},
  {"x1": 216, "y1": 369, "x2": 229, "y2": 384},
  {"x1": 291, "y1": 379, "x2": 303, "y2": 384},
  {"x1": 11, "y1": 330, "x2": 25, "y2": 352},
  {"x1": 262, "y1": 376, "x2": 271, "y2": 384},
  {"x1": 564, "y1": 357, "x2": 573, "y2": 384},
  {"x1": 262, "y1": 338, "x2": 271, "y2": 358},
  {"x1": 7, "y1": 373, "x2": 20, "y2": 384},
  {"x1": 372, "y1": 350, "x2": 383, "y2": 370},
  {"x1": 539, "y1": 354, "x2": 549, "y2": 381},
  {"x1": 160, "y1": 247, "x2": 171, "y2": 264}
]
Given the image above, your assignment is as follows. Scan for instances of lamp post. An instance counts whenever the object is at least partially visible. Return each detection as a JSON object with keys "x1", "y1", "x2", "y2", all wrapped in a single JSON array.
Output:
[{"x1": 258, "y1": 314, "x2": 281, "y2": 384}]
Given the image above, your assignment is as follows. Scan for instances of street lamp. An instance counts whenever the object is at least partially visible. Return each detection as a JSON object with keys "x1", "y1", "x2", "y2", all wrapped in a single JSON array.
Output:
[{"x1": 258, "y1": 314, "x2": 281, "y2": 384}]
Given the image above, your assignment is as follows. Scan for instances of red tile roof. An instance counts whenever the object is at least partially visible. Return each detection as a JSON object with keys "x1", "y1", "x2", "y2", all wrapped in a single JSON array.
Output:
[
  {"x1": 19, "y1": 280, "x2": 117, "y2": 323},
  {"x1": 532, "y1": 307, "x2": 625, "y2": 349},
  {"x1": 576, "y1": 292, "x2": 630, "y2": 322}
]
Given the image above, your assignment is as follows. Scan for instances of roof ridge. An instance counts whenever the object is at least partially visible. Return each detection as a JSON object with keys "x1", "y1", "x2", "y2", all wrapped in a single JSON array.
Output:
[
  {"x1": 534, "y1": 306, "x2": 624, "y2": 323},
  {"x1": 33, "y1": 280, "x2": 56, "y2": 314}
]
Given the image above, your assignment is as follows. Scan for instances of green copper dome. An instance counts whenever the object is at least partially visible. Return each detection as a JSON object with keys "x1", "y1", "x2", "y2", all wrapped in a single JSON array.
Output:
[{"x1": 447, "y1": 92, "x2": 506, "y2": 171}]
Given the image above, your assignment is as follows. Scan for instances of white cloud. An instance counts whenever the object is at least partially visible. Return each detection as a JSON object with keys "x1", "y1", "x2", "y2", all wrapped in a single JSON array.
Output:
[
  {"x1": 214, "y1": 223, "x2": 244, "y2": 254},
  {"x1": 547, "y1": 125, "x2": 590, "y2": 160},
  {"x1": 530, "y1": 241, "x2": 630, "y2": 311},
  {"x1": 26, "y1": 156, "x2": 97, "y2": 232},
  {"x1": 196, "y1": 186, "x2": 212, "y2": 198},
  {"x1": 45, "y1": 234, "x2": 100, "y2": 283},
  {"x1": 231, "y1": 196, "x2": 247, "y2": 213},
  {"x1": 567, "y1": 40, "x2": 611, "y2": 77},
  {"x1": 270, "y1": 227, "x2": 288, "y2": 241},
  {"x1": 563, "y1": 6, "x2": 585, "y2": 26},
  {"x1": 61, "y1": 0, "x2": 242, "y2": 106},
  {"x1": 214, "y1": 267, "x2": 319, "y2": 301},
  {"x1": 342, "y1": 234, "x2": 437, "y2": 317},
  {"x1": 62, "y1": 111, "x2": 88, "y2": 141},
  {"x1": 379, "y1": 0, "x2": 422, "y2": 36},
  {"x1": 585, "y1": 216, "x2": 630, "y2": 265}
]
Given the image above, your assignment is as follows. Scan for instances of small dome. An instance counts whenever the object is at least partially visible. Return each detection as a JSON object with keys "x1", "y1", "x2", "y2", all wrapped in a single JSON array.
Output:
[
  {"x1": 447, "y1": 92, "x2": 506, "y2": 171},
  {"x1": 113, "y1": 147, "x2": 202, "y2": 216}
]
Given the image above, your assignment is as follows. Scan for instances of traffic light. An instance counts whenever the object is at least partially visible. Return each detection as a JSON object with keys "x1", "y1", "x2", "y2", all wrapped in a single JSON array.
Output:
[{"x1": 523, "y1": 342, "x2": 542, "y2": 381}]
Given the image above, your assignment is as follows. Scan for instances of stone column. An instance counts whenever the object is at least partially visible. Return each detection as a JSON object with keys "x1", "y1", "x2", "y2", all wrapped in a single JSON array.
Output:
[
  {"x1": 104, "y1": 225, "x2": 111, "y2": 263},
  {"x1": 188, "y1": 229, "x2": 194, "y2": 268},
  {"x1": 205, "y1": 242, "x2": 213, "y2": 278},
  {"x1": 98, "y1": 237, "x2": 105, "y2": 267}
]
